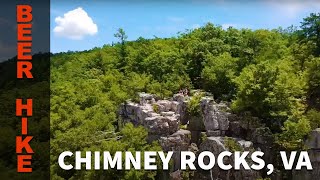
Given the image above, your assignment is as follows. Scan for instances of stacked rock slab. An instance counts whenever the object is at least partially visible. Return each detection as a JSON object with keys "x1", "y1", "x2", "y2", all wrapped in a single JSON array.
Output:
[
  {"x1": 200, "y1": 97, "x2": 230, "y2": 137},
  {"x1": 119, "y1": 94, "x2": 180, "y2": 142},
  {"x1": 173, "y1": 93, "x2": 189, "y2": 125},
  {"x1": 119, "y1": 92, "x2": 263, "y2": 179}
]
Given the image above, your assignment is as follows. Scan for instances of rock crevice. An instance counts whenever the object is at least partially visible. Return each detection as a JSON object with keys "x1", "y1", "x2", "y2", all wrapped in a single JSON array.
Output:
[{"x1": 119, "y1": 92, "x2": 274, "y2": 179}]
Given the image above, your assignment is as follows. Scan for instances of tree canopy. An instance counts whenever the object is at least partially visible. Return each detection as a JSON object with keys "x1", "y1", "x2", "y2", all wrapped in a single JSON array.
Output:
[{"x1": 46, "y1": 13, "x2": 320, "y2": 179}]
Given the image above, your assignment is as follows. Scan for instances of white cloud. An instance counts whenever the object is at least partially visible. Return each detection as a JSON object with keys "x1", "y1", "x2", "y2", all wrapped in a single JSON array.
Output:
[
  {"x1": 53, "y1": 7, "x2": 98, "y2": 40},
  {"x1": 266, "y1": 1, "x2": 320, "y2": 19}
]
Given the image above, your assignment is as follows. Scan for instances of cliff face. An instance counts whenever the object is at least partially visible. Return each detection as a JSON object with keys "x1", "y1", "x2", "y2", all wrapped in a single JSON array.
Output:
[
  {"x1": 292, "y1": 128, "x2": 320, "y2": 180},
  {"x1": 118, "y1": 91, "x2": 276, "y2": 180}
]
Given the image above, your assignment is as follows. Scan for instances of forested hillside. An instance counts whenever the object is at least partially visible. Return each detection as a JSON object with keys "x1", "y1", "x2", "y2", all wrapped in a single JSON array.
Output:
[
  {"x1": 0, "y1": 54, "x2": 50, "y2": 179},
  {"x1": 50, "y1": 13, "x2": 320, "y2": 179}
]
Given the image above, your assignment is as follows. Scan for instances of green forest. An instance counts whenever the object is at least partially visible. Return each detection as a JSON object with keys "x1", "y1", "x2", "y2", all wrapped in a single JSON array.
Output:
[
  {"x1": 1, "y1": 12, "x2": 318, "y2": 179},
  {"x1": 48, "y1": 13, "x2": 320, "y2": 179}
]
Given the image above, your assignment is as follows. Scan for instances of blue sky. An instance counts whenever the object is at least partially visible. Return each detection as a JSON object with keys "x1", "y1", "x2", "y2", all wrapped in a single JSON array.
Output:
[{"x1": 50, "y1": 0, "x2": 320, "y2": 53}]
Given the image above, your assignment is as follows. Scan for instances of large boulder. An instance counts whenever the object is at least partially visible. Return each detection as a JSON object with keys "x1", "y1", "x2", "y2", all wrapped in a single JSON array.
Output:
[
  {"x1": 305, "y1": 128, "x2": 320, "y2": 151},
  {"x1": 200, "y1": 97, "x2": 230, "y2": 134},
  {"x1": 194, "y1": 137, "x2": 261, "y2": 180},
  {"x1": 119, "y1": 96, "x2": 181, "y2": 141},
  {"x1": 293, "y1": 128, "x2": 320, "y2": 180},
  {"x1": 144, "y1": 116, "x2": 169, "y2": 137},
  {"x1": 178, "y1": 100, "x2": 189, "y2": 125},
  {"x1": 173, "y1": 93, "x2": 186, "y2": 102},
  {"x1": 172, "y1": 93, "x2": 190, "y2": 125},
  {"x1": 215, "y1": 103, "x2": 231, "y2": 131},
  {"x1": 138, "y1": 92, "x2": 154, "y2": 105},
  {"x1": 136, "y1": 104, "x2": 153, "y2": 123},
  {"x1": 144, "y1": 114, "x2": 180, "y2": 141},
  {"x1": 171, "y1": 101, "x2": 180, "y2": 113},
  {"x1": 119, "y1": 102, "x2": 141, "y2": 125},
  {"x1": 156, "y1": 100, "x2": 172, "y2": 112},
  {"x1": 200, "y1": 97, "x2": 219, "y2": 131},
  {"x1": 164, "y1": 115, "x2": 180, "y2": 134},
  {"x1": 160, "y1": 129, "x2": 191, "y2": 151},
  {"x1": 170, "y1": 170, "x2": 182, "y2": 180},
  {"x1": 160, "y1": 129, "x2": 191, "y2": 171}
]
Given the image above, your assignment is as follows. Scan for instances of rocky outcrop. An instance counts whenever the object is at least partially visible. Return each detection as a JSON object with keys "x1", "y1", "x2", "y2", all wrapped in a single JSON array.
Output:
[
  {"x1": 119, "y1": 92, "x2": 267, "y2": 180},
  {"x1": 173, "y1": 93, "x2": 189, "y2": 124},
  {"x1": 119, "y1": 93, "x2": 180, "y2": 141},
  {"x1": 193, "y1": 137, "x2": 261, "y2": 180},
  {"x1": 251, "y1": 127, "x2": 274, "y2": 167},
  {"x1": 160, "y1": 129, "x2": 191, "y2": 152},
  {"x1": 200, "y1": 97, "x2": 231, "y2": 137},
  {"x1": 293, "y1": 128, "x2": 320, "y2": 180},
  {"x1": 160, "y1": 129, "x2": 191, "y2": 171},
  {"x1": 119, "y1": 92, "x2": 241, "y2": 141},
  {"x1": 139, "y1": 92, "x2": 155, "y2": 105},
  {"x1": 305, "y1": 128, "x2": 320, "y2": 162}
]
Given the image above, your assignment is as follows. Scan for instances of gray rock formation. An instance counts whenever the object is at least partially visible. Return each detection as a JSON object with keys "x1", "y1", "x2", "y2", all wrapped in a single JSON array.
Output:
[
  {"x1": 156, "y1": 100, "x2": 172, "y2": 112},
  {"x1": 194, "y1": 137, "x2": 261, "y2": 180},
  {"x1": 160, "y1": 129, "x2": 191, "y2": 152},
  {"x1": 293, "y1": 128, "x2": 320, "y2": 180},
  {"x1": 160, "y1": 129, "x2": 191, "y2": 171},
  {"x1": 119, "y1": 93, "x2": 181, "y2": 141},
  {"x1": 200, "y1": 97, "x2": 220, "y2": 131},
  {"x1": 200, "y1": 97, "x2": 231, "y2": 137},
  {"x1": 173, "y1": 93, "x2": 189, "y2": 125},
  {"x1": 305, "y1": 128, "x2": 320, "y2": 161},
  {"x1": 119, "y1": 92, "x2": 269, "y2": 180},
  {"x1": 119, "y1": 92, "x2": 239, "y2": 141},
  {"x1": 251, "y1": 127, "x2": 274, "y2": 168},
  {"x1": 138, "y1": 92, "x2": 154, "y2": 105}
]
